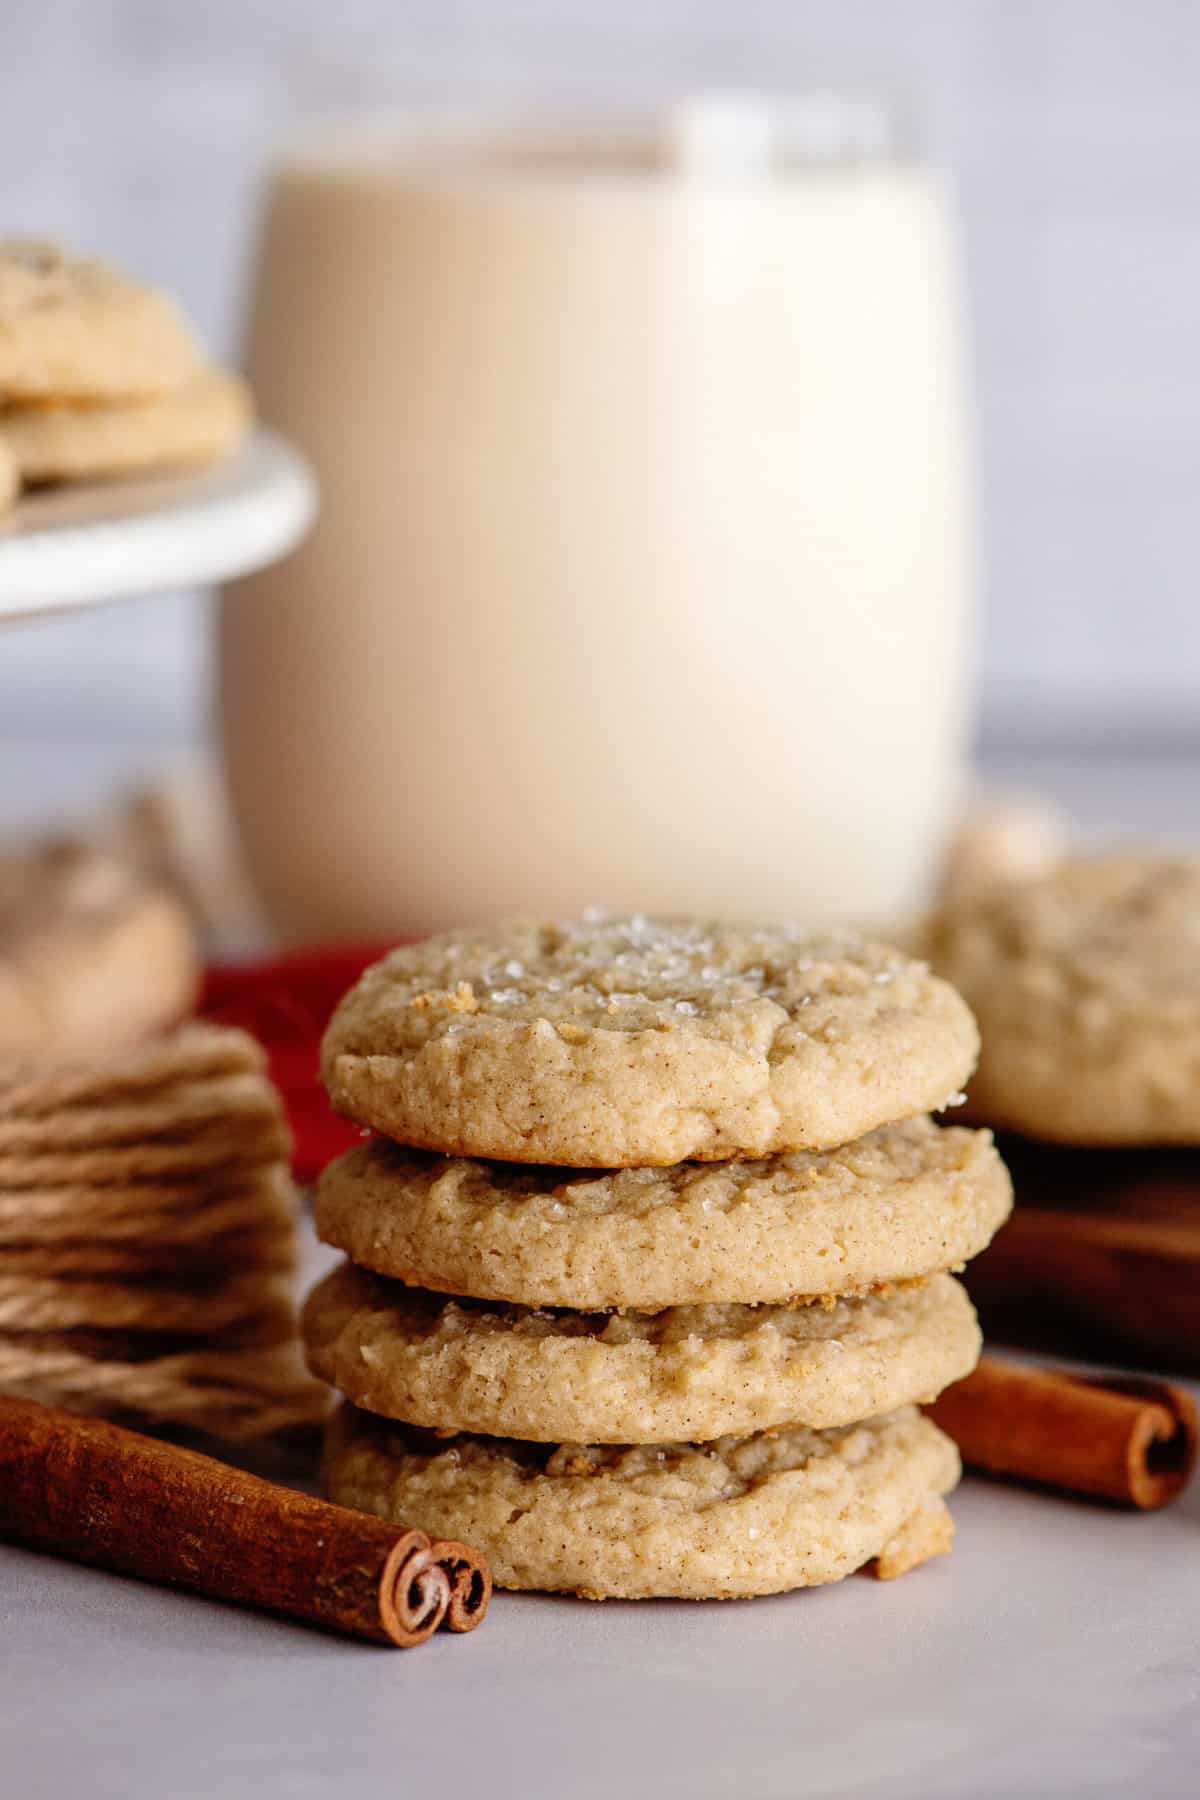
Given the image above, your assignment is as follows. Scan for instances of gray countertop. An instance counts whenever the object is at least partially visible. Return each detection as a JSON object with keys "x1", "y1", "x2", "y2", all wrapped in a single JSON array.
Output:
[
  {"x1": 5, "y1": 1415, "x2": 1199, "y2": 1800},
  {"x1": 3, "y1": 745, "x2": 1199, "y2": 1798}
]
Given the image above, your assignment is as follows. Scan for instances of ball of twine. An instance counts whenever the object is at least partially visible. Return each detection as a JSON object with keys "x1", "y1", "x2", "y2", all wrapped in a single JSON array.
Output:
[{"x1": 0, "y1": 1023, "x2": 327, "y2": 1439}]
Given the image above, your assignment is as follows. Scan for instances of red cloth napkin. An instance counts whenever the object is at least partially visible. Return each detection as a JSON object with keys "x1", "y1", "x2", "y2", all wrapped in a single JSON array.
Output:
[{"x1": 199, "y1": 945, "x2": 397, "y2": 1182}]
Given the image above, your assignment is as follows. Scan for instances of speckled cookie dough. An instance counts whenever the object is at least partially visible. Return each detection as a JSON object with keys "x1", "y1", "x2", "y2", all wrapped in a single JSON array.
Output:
[
  {"x1": 930, "y1": 850, "x2": 1200, "y2": 1145},
  {"x1": 2, "y1": 366, "x2": 251, "y2": 484},
  {"x1": 303, "y1": 1262, "x2": 980, "y2": 1442},
  {"x1": 314, "y1": 1116, "x2": 1011, "y2": 1310},
  {"x1": 323, "y1": 1401, "x2": 961, "y2": 1599},
  {"x1": 321, "y1": 917, "x2": 980, "y2": 1166},
  {"x1": 0, "y1": 239, "x2": 200, "y2": 402}
]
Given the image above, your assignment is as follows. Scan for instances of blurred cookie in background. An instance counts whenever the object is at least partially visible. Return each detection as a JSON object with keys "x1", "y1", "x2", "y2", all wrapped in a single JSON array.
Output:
[
  {"x1": 929, "y1": 848, "x2": 1200, "y2": 1145},
  {"x1": 929, "y1": 847, "x2": 1200, "y2": 1374},
  {"x1": 0, "y1": 836, "x2": 199, "y2": 1062},
  {"x1": 938, "y1": 790, "x2": 1069, "y2": 910},
  {"x1": 0, "y1": 238, "x2": 200, "y2": 404},
  {"x1": 0, "y1": 239, "x2": 254, "y2": 507},
  {"x1": 1, "y1": 367, "x2": 251, "y2": 488}
]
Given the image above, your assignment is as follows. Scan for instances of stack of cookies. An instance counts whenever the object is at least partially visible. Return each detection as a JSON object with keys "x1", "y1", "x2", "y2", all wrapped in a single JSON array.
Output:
[
  {"x1": 0, "y1": 1024, "x2": 325, "y2": 1439},
  {"x1": 0, "y1": 238, "x2": 250, "y2": 507},
  {"x1": 305, "y1": 919, "x2": 1012, "y2": 1601}
]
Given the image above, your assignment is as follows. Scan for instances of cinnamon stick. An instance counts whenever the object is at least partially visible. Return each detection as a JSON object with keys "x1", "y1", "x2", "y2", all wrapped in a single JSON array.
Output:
[
  {"x1": 967, "y1": 1204, "x2": 1200, "y2": 1373},
  {"x1": 0, "y1": 1395, "x2": 490, "y2": 1645},
  {"x1": 966, "y1": 1138, "x2": 1200, "y2": 1373},
  {"x1": 928, "y1": 1357, "x2": 1197, "y2": 1509}
]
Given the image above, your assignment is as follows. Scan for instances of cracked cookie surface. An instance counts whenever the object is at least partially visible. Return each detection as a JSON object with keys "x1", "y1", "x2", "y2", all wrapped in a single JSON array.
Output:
[
  {"x1": 321, "y1": 917, "x2": 979, "y2": 1166},
  {"x1": 324, "y1": 1401, "x2": 961, "y2": 1598}
]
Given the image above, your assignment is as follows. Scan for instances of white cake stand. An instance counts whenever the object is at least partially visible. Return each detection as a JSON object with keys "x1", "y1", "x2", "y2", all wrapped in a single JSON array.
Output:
[{"x1": 0, "y1": 429, "x2": 316, "y2": 621}]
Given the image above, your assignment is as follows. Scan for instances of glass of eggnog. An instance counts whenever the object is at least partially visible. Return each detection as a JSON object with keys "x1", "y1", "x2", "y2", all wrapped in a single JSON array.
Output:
[{"x1": 220, "y1": 97, "x2": 973, "y2": 939}]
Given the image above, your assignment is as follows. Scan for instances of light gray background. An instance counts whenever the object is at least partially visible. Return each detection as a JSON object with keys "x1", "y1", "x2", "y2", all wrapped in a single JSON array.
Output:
[{"x1": 1, "y1": 0, "x2": 1199, "y2": 779}]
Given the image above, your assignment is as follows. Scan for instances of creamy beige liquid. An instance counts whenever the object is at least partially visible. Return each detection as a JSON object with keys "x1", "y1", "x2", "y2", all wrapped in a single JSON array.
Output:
[{"x1": 221, "y1": 123, "x2": 972, "y2": 939}]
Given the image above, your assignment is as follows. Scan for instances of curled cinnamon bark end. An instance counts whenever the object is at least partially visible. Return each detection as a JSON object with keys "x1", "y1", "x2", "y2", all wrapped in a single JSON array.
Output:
[
  {"x1": 927, "y1": 1357, "x2": 1198, "y2": 1510},
  {"x1": 1077, "y1": 1375, "x2": 1198, "y2": 1510},
  {"x1": 378, "y1": 1530, "x2": 452, "y2": 1646},
  {"x1": 433, "y1": 1538, "x2": 492, "y2": 1633}
]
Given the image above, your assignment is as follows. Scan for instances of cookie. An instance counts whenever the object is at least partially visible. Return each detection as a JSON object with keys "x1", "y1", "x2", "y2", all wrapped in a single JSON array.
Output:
[
  {"x1": 938, "y1": 792, "x2": 1068, "y2": 909},
  {"x1": 870, "y1": 1492, "x2": 956, "y2": 1580},
  {"x1": 322, "y1": 918, "x2": 979, "y2": 1166},
  {"x1": 314, "y1": 1117, "x2": 1011, "y2": 1310},
  {"x1": 323, "y1": 1402, "x2": 961, "y2": 1598},
  {"x1": 0, "y1": 238, "x2": 199, "y2": 402},
  {"x1": 0, "y1": 841, "x2": 198, "y2": 1062},
  {"x1": 2, "y1": 366, "x2": 251, "y2": 485},
  {"x1": 929, "y1": 850, "x2": 1200, "y2": 1145},
  {"x1": 303, "y1": 1262, "x2": 980, "y2": 1443}
]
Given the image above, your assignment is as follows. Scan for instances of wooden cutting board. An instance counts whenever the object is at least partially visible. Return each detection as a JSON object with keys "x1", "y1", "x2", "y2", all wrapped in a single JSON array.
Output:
[{"x1": 966, "y1": 1137, "x2": 1200, "y2": 1374}]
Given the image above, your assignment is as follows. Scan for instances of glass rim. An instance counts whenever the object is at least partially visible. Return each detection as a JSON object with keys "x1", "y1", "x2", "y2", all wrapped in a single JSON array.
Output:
[{"x1": 273, "y1": 90, "x2": 923, "y2": 179}]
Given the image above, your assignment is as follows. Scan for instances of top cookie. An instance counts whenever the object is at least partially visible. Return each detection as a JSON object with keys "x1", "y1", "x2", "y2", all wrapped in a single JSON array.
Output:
[
  {"x1": 0, "y1": 239, "x2": 200, "y2": 403},
  {"x1": 322, "y1": 917, "x2": 979, "y2": 1165},
  {"x1": 929, "y1": 850, "x2": 1200, "y2": 1145}
]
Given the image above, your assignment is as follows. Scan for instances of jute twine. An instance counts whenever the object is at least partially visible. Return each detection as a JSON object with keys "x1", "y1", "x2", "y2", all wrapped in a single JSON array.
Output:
[
  {"x1": 0, "y1": 1177, "x2": 296, "y2": 1245},
  {"x1": 0, "y1": 1335, "x2": 325, "y2": 1439},
  {"x1": 0, "y1": 1271, "x2": 296, "y2": 1333},
  {"x1": 0, "y1": 1228, "x2": 294, "y2": 1281},
  {"x1": 0, "y1": 1023, "x2": 327, "y2": 1439},
  {"x1": 0, "y1": 1025, "x2": 262, "y2": 1117},
  {"x1": 0, "y1": 1075, "x2": 285, "y2": 1153}
]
